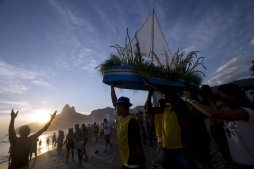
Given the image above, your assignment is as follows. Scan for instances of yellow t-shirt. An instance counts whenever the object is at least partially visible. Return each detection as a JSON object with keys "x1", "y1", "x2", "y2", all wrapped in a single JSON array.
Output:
[
  {"x1": 208, "y1": 101, "x2": 224, "y2": 125},
  {"x1": 154, "y1": 113, "x2": 163, "y2": 141},
  {"x1": 162, "y1": 105, "x2": 183, "y2": 149}
]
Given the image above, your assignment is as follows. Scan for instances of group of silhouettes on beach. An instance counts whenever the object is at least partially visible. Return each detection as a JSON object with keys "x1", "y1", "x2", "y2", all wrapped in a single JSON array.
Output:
[{"x1": 7, "y1": 77, "x2": 254, "y2": 169}]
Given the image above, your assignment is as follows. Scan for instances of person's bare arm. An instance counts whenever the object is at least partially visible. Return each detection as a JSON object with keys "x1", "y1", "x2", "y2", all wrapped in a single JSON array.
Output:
[
  {"x1": 183, "y1": 91, "x2": 250, "y2": 122},
  {"x1": 136, "y1": 144, "x2": 146, "y2": 169},
  {"x1": 9, "y1": 109, "x2": 18, "y2": 143},
  {"x1": 146, "y1": 88, "x2": 153, "y2": 112},
  {"x1": 84, "y1": 130, "x2": 87, "y2": 140},
  {"x1": 30, "y1": 111, "x2": 57, "y2": 140},
  {"x1": 111, "y1": 83, "x2": 119, "y2": 105},
  {"x1": 141, "y1": 77, "x2": 181, "y2": 104}
]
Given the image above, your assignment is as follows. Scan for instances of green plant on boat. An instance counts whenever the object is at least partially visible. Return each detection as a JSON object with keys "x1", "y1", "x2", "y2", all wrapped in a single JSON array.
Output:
[{"x1": 95, "y1": 29, "x2": 206, "y2": 85}]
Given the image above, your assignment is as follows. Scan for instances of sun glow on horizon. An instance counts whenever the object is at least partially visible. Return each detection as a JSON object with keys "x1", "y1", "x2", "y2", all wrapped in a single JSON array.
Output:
[{"x1": 32, "y1": 110, "x2": 51, "y2": 123}]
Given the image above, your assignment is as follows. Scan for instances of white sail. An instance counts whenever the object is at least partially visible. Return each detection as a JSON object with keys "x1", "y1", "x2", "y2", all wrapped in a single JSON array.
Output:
[
  {"x1": 125, "y1": 10, "x2": 174, "y2": 67},
  {"x1": 153, "y1": 14, "x2": 173, "y2": 66},
  {"x1": 125, "y1": 13, "x2": 153, "y2": 59}
]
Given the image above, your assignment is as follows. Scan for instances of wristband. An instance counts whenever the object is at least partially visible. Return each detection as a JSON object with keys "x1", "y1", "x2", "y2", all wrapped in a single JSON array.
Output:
[
  {"x1": 187, "y1": 98, "x2": 194, "y2": 102},
  {"x1": 189, "y1": 100, "x2": 196, "y2": 104}
]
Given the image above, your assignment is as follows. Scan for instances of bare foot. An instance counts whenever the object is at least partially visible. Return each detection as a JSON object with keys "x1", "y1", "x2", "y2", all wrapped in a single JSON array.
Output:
[{"x1": 83, "y1": 158, "x2": 88, "y2": 162}]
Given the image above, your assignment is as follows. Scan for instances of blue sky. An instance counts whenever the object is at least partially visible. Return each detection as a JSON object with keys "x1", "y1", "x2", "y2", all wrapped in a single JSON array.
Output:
[{"x1": 0, "y1": 0, "x2": 254, "y2": 135}]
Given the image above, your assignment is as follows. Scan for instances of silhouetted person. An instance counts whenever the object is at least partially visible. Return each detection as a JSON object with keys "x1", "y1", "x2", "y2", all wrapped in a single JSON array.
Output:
[
  {"x1": 8, "y1": 109, "x2": 56, "y2": 169},
  {"x1": 93, "y1": 122, "x2": 99, "y2": 142},
  {"x1": 63, "y1": 128, "x2": 75, "y2": 164},
  {"x1": 29, "y1": 137, "x2": 39, "y2": 161}
]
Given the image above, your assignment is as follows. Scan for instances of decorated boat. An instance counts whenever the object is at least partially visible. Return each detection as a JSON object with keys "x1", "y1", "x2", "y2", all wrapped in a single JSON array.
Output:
[{"x1": 96, "y1": 9, "x2": 206, "y2": 91}]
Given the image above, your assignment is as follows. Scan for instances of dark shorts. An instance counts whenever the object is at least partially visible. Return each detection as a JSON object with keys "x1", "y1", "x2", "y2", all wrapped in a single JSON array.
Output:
[
  {"x1": 95, "y1": 131, "x2": 98, "y2": 134},
  {"x1": 104, "y1": 135, "x2": 110, "y2": 142},
  {"x1": 66, "y1": 143, "x2": 75, "y2": 149}
]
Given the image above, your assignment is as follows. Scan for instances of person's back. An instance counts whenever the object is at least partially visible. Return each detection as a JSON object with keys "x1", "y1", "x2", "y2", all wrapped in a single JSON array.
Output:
[
  {"x1": 10, "y1": 136, "x2": 35, "y2": 168},
  {"x1": 8, "y1": 110, "x2": 56, "y2": 169}
]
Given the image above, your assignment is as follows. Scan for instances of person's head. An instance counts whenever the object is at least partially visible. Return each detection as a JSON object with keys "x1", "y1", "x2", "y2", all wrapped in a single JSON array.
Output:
[
  {"x1": 94, "y1": 122, "x2": 96, "y2": 125},
  {"x1": 75, "y1": 124, "x2": 79, "y2": 130},
  {"x1": 200, "y1": 85, "x2": 213, "y2": 100},
  {"x1": 139, "y1": 111, "x2": 143, "y2": 116},
  {"x1": 158, "y1": 99, "x2": 166, "y2": 108},
  {"x1": 216, "y1": 84, "x2": 252, "y2": 110},
  {"x1": 58, "y1": 130, "x2": 61, "y2": 134},
  {"x1": 68, "y1": 128, "x2": 74, "y2": 134},
  {"x1": 114, "y1": 97, "x2": 132, "y2": 116},
  {"x1": 81, "y1": 124, "x2": 86, "y2": 129},
  {"x1": 53, "y1": 133, "x2": 55, "y2": 135},
  {"x1": 19, "y1": 126, "x2": 30, "y2": 137},
  {"x1": 88, "y1": 124, "x2": 90, "y2": 127},
  {"x1": 104, "y1": 118, "x2": 107, "y2": 123}
]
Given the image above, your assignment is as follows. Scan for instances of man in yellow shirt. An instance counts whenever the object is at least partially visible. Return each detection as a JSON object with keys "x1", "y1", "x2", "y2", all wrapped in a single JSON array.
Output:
[
  {"x1": 111, "y1": 83, "x2": 146, "y2": 169},
  {"x1": 142, "y1": 78, "x2": 196, "y2": 169}
]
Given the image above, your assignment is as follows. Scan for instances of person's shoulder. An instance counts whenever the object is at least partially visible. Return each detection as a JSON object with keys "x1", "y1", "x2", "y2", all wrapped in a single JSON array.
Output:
[{"x1": 129, "y1": 118, "x2": 139, "y2": 126}]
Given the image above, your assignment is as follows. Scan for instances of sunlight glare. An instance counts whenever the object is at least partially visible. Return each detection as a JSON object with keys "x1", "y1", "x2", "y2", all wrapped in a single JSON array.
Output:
[{"x1": 33, "y1": 110, "x2": 51, "y2": 122}]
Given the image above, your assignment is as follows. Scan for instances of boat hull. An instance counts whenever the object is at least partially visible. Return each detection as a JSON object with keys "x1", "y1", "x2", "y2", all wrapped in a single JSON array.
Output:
[{"x1": 102, "y1": 66, "x2": 193, "y2": 91}]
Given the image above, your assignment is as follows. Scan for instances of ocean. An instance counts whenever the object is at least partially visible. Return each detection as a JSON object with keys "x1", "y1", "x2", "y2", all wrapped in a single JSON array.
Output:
[{"x1": 0, "y1": 129, "x2": 68, "y2": 164}]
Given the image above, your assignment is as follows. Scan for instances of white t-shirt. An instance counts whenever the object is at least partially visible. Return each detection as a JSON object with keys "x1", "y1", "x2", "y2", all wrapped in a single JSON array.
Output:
[
  {"x1": 103, "y1": 123, "x2": 111, "y2": 135},
  {"x1": 223, "y1": 107, "x2": 254, "y2": 166}
]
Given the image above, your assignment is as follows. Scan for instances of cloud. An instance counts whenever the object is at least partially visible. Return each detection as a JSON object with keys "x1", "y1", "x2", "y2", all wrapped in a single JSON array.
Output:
[
  {"x1": 48, "y1": 0, "x2": 95, "y2": 32},
  {"x1": 250, "y1": 37, "x2": 254, "y2": 45},
  {"x1": 0, "y1": 100, "x2": 34, "y2": 113},
  {"x1": 0, "y1": 59, "x2": 53, "y2": 94},
  {"x1": 215, "y1": 55, "x2": 241, "y2": 73},
  {"x1": 31, "y1": 80, "x2": 51, "y2": 87},
  {"x1": 208, "y1": 56, "x2": 253, "y2": 85},
  {"x1": 183, "y1": 46, "x2": 196, "y2": 53}
]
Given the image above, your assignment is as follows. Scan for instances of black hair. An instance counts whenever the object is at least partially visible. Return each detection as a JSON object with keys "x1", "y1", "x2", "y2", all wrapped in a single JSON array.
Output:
[
  {"x1": 218, "y1": 84, "x2": 253, "y2": 110},
  {"x1": 104, "y1": 118, "x2": 107, "y2": 121}
]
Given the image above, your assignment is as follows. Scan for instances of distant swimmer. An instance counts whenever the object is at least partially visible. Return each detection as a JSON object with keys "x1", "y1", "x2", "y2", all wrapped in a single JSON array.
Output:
[
  {"x1": 55, "y1": 130, "x2": 64, "y2": 154},
  {"x1": 63, "y1": 128, "x2": 75, "y2": 164},
  {"x1": 52, "y1": 133, "x2": 56, "y2": 146},
  {"x1": 8, "y1": 109, "x2": 56, "y2": 169},
  {"x1": 39, "y1": 139, "x2": 42, "y2": 148},
  {"x1": 46, "y1": 137, "x2": 49, "y2": 147}
]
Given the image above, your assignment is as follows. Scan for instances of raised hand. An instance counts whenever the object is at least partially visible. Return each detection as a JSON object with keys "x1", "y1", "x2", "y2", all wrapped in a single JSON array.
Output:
[
  {"x1": 50, "y1": 111, "x2": 57, "y2": 121},
  {"x1": 11, "y1": 109, "x2": 18, "y2": 119},
  {"x1": 183, "y1": 90, "x2": 192, "y2": 100},
  {"x1": 140, "y1": 77, "x2": 150, "y2": 86}
]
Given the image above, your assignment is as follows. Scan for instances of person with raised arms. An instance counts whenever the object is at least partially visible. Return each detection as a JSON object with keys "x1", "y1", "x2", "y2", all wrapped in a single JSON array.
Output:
[
  {"x1": 111, "y1": 83, "x2": 146, "y2": 169},
  {"x1": 8, "y1": 109, "x2": 56, "y2": 169},
  {"x1": 183, "y1": 84, "x2": 254, "y2": 168},
  {"x1": 141, "y1": 77, "x2": 196, "y2": 169}
]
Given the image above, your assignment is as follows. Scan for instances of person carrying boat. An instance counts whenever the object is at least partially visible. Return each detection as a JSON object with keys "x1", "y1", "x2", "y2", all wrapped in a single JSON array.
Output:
[
  {"x1": 183, "y1": 84, "x2": 254, "y2": 168},
  {"x1": 111, "y1": 83, "x2": 146, "y2": 169},
  {"x1": 145, "y1": 88, "x2": 166, "y2": 154},
  {"x1": 141, "y1": 77, "x2": 196, "y2": 169}
]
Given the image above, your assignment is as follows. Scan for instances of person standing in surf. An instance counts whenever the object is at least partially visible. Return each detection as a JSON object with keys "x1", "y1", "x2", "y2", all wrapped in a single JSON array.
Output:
[{"x1": 111, "y1": 83, "x2": 146, "y2": 169}]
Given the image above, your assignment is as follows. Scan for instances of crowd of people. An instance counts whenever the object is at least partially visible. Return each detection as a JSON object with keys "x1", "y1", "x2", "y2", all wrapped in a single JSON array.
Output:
[
  {"x1": 110, "y1": 77, "x2": 254, "y2": 169},
  {"x1": 7, "y1": 78, "x2": 254, "y2": 169}
]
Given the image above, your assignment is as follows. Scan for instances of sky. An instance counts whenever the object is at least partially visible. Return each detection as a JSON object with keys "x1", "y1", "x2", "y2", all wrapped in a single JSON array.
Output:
[{"x1": 0, "y1": 0, "x2": 254, "y2": 136}]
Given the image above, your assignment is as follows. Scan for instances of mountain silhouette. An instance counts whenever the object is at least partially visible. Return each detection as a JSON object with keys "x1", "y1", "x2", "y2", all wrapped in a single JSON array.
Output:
[{"x1": 13, "y1": 104, "x2": 144, "y2": 134}]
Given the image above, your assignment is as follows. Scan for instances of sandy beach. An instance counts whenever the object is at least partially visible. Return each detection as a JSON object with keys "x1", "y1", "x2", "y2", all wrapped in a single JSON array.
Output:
[{"x1": 0, "y1": 120, "x2": 231, "y2": 169}]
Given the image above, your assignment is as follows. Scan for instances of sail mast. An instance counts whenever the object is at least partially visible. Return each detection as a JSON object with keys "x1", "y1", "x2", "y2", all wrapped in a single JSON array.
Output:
[{"x1": 151, "y1": 8, "x2": 155, "y2": 62}]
